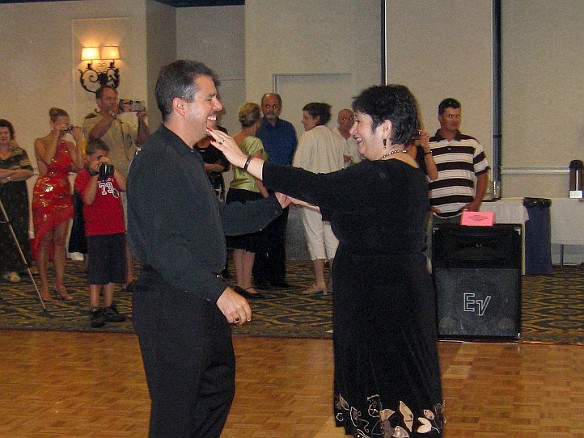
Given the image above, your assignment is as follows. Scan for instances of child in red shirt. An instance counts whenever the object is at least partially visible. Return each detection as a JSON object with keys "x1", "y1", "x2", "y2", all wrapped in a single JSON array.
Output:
[{"x1": 75, "y1": 139, "x2": 127, "y2": 328}]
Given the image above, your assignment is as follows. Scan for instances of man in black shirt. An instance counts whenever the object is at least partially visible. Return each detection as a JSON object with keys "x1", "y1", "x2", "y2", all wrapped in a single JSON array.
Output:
[{"x1": 127, "y1": 60, "x2": 286, "y2": 438}]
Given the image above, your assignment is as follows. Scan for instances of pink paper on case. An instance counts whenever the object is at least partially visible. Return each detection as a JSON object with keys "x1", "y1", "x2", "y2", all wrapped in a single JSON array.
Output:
[{"x1": 460, "y1": 211, "x2": 495, "y2": 226}]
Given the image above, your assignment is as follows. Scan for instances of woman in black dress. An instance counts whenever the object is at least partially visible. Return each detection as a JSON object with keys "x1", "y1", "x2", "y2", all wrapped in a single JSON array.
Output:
[
  {"x1": 0, "y1": 119, "x2": 34, "y2": 283},
  {"x1": 209, "y1": 84, "x2": 444, "y2": 437}
]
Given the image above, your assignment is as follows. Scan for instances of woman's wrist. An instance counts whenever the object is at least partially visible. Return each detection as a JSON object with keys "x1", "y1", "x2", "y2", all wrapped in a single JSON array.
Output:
[{"x1": 243, "y1": 155, "x2": 253, "y2": 171}]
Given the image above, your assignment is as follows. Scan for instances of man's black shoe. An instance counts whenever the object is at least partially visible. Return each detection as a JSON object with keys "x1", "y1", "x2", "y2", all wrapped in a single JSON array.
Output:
[
  {"x1": 102, "y1": 304, "x2": 127, "y2": 323},
  {"x1": 90, "y1": 308, "x2": 106, "y2": 328},
  {"x1": 271, "y1": 281, "x2": 293, "y2": 289},
  {"x1": 254, "y1": 281, "x2": 273, "y2": 290}
]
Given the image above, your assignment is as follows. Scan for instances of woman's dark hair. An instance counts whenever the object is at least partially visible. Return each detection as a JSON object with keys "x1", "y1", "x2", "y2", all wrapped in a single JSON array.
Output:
[
  {"x1": 352, "y1": 84, "x2": 418, "y2": 146},
  {"x1": 302, "y1": 102, "x2": 332, "y2": 126},
  {"x1": 0, "y1": 119, "x2": 15, "y2": 140},
  {"x1": 238, "y1": 103, "x2": 261, "y2": 128},
  {"x1": 49, "y1": 107, "x2": 69, "y2": 122},
  {"x1": 155, "y1": 60, "x2": 220, "y2": 121}
]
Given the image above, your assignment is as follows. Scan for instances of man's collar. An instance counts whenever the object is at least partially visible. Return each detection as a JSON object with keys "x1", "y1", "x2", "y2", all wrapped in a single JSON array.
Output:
[
  {"x1": 433, "y1": 129, "x2": 462, "y2": 141},
  {"x1": 261, "y1": 116, "x2": 280, "y2": 128}
]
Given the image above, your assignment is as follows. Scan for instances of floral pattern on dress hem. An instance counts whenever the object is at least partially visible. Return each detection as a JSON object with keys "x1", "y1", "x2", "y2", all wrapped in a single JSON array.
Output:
[{"x1": 335, "y1": 393, "x2": 444, "y2": 437}]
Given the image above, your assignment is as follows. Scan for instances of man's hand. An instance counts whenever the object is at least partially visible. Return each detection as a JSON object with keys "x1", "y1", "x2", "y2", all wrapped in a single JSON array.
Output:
[
  {"x1": 464, "y1": 199, "x2": 481, "y2": 212},
  {"x1": 216, "y1": 287, "x2": 252, "y2": 325}
]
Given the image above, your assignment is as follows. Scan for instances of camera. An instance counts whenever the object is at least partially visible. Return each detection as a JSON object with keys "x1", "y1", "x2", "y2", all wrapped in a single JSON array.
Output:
[
  {"x1": 63, "y1": 124, "x2": 73, "y2": 132},
  {"x1": 119, "y1": 99, "x2": 145, "y2": 112},
  {"x1": 411, "y1": 130, "x2": 421, "y2": 140},
  {"x1": 99, "y1": 163, "x2": 115, "y2": 178}
]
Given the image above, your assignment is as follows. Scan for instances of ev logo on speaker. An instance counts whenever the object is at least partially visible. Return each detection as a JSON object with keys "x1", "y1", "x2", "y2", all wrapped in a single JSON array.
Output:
[{"x1": 463, "y1": 293, "x2": 491, "y2": 316}]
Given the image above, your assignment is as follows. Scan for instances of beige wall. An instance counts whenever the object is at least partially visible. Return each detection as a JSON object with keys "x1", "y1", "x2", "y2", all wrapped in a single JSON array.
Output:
[
  {"x1": 176, "y1": 5, "x2": 245, "y2": 134},
  {"x1": 0, "y1": 0, "x2": 149, "y2": 168},
  {"x1": 386, "y1": 0, "x2": 494, "y2": 169},
  {"x1": 501, "y1": 0, "x2": 584, "y2": 199},
  {"x1": 2, "y1": 0, "x2": 583, "y2": 253},
  {"x1": 244, "y1": 0, "x2": 382, "y2": 131},
  {"x1": 146, "y1": 0, "x2": 177, "y2": 129}
]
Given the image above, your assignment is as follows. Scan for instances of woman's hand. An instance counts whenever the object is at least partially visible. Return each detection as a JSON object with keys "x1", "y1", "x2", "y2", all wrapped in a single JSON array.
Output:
[
  {"x1": 71, "y1": 126, "x2": 84, "y2": 143},
  {"x1": 206, "y1": 128, "x2": 247, "y2": 168},
  {"x1": 275, "y1": 192, "x2": 291, "y2": 209}
]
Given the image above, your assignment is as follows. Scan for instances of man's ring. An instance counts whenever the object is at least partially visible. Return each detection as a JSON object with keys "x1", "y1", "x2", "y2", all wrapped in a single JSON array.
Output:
[
  {"x1": 234, "y1": 317, "x2": 240, "y2": 323},
  {"x1": 219, "y1": 140, "x2": 224, "y2": 145}
]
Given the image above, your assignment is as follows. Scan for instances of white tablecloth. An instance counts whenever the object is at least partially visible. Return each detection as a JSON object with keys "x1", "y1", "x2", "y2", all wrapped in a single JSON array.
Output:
[
  {"x1": 480, "y1": 197, "x2": 529, "y2": 225},
  {"x1": 550, "y1": 198, "x2": 584, "y2": 245}
]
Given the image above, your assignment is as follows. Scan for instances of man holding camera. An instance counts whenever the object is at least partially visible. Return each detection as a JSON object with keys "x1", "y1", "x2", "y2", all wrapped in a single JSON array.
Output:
[
  {"x1": 84, "y1": 85, "x2": 149, "y2": 178},
  {"x1": 83, "y1": 85, "x2": 149, "y2": 290}
]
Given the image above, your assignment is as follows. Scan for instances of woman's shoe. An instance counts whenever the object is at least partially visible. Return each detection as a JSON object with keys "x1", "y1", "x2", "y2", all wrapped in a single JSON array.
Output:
[
  {"x1": 234, "y1": 285, "x2": 265, "y2": 299},
  {"x1": 54, "y1": 287, "x2": 74, "y2": 301},
  {"x1": 302, "y1": 283, "x2": 328, "y2": 295},
  {"x1": 3, "y1": 271, "x2": 21, "y2": 283},
  {"x1": 39, "y1": 287, "x2": 52, "y2": 302}
]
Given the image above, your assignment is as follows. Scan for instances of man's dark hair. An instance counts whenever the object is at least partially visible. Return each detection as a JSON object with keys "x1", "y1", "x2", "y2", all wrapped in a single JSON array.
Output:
[
  {"x1": 352, "y1": 84, "x2": 418, "y2": 146},
  {"x1": 302, "y1": 102, "x2": 332, "y2": 126},
  {"x1": 86, "y1": 138, "x2": 110, "y2": 156},
  {"x1": 261, "y1": 93, "x2": 282, "y2": 107},
  {"x1": 96, "y1": 85, "x2": 118, "y2": 100},
  {"x1": 155, "y1": 60, "x2": 220, "y2": 121},
  {"x1": 0, "y1": 119, "x2": 15, "y2": 140},
  {"x1": 438, "y1": 98, "x2": 461, "y2": 115}
]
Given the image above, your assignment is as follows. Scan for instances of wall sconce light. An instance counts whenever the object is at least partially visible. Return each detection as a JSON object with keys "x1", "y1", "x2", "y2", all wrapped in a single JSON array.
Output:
[{"x1": 79, "y1": 46, "x2": 121, "y2": 93}]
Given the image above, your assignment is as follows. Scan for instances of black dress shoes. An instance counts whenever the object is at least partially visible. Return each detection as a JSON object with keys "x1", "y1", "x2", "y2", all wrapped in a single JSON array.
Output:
[
  {"x1": 233, "y1": 285, "x2": 265, "y2": 299},
  {"x1": 270, "y1": 281, "x2": 293, "y2": 289}
]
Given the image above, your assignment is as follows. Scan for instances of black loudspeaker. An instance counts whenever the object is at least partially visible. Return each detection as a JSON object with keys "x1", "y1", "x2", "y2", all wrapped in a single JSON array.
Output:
[{"x1": 432, "y1": 224, "x2": 522, "y2": 339}]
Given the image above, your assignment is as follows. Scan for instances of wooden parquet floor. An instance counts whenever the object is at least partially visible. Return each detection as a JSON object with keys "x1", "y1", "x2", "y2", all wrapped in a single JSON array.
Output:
[{"x1": 0, "y1": 330, "x2": 583, "y2": 437}]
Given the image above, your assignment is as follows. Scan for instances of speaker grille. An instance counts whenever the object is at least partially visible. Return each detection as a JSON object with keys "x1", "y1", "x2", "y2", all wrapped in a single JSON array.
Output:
[{"x1": 435, "y1": 268, "x2": 521, "y2": 338}]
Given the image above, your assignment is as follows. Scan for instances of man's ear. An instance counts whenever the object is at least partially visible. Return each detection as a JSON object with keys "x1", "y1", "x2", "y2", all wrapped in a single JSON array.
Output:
[{"x1": 173, "y1": 97, "x2": 185, "y2": 116}]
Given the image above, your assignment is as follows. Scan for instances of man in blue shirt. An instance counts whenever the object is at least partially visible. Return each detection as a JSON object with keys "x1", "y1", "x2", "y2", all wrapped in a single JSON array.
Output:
[{"x1": 254, "y1": 93, "x2": 298, "y2": 288}]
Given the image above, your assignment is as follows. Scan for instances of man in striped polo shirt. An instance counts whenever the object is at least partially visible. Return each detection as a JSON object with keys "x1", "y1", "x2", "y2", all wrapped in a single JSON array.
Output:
[{"x1": 426, "y1": 98, "x2": 490, "y2": 259}]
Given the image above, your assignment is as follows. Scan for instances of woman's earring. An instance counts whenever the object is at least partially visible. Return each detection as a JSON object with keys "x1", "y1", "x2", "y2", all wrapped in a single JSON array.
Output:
[{"x1": 383, "y1": 138, "x2": 387, "y2": 147}]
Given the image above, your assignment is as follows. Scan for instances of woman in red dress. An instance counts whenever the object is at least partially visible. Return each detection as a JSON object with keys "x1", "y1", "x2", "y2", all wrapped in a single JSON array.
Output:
[{"x1": 32, "y1": 107, "x2": 84, "y2": 301}]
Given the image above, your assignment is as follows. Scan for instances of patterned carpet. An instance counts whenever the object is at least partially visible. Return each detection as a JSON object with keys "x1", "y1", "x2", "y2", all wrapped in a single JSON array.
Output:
[{"x1": 0, "y1": 260, "x2": 582, "y2": 344}]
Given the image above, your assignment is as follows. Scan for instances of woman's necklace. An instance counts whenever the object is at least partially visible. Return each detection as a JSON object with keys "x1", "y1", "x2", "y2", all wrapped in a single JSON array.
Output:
[{"x1": 378, "y1": 149, "x2": 408, "y2": 160}]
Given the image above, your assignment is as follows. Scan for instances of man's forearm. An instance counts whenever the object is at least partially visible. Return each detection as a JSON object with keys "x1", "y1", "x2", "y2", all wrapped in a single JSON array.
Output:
[{"x1": 136, "y1": 120, "x2": 150, "y2": 145}]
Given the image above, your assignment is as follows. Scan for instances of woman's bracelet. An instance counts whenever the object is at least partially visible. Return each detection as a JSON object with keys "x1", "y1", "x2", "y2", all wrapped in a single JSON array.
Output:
[
  {"x1": 243, "y1": 155, "x2": 253, "y2": 171},
  {"x1": 424, "y1": 150, "x2": 432, "y2": 156}
]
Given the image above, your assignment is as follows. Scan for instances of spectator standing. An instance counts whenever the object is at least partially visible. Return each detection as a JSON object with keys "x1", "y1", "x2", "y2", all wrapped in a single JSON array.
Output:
[
  {"x1": 32, "y1": 108, "x2": 84, "y2": 301},
  {"x1": 226, "y1": 103, "x2": 269, "y2": 298},
  {"x1": 253, "y1": 93, "x2": 298, "y2": 289},
  {"x1": 427, "y1": 98, "x2": 490, "y2": 258},
  {"x1": 75, "y1": 138, "x2": 128, "y2": 328},
  {"x1": 293, "y1": 102, "x2": 344, "y2": 294},
  {"x1": 83, "y1": 85, "x2": 149, "y2": 291},
  {"x1": 195, "y1": 124, "x2": 229, "y2": 201},
  {"x1": 0, "y1": 119, "x2": 34, "y2": 283},
  {"x1": 335, "y1": 108, "x2": 362, "y2": 167}
]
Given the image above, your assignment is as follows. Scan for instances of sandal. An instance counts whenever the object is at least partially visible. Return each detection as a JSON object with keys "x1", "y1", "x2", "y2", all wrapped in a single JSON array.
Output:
[
  {"x1": 54, "y1": 287, "x2": 74, "y2": 301},
  {"x1": 302, "y1": 283, "x2": 328, "y2": 295},
  {"x1": 3, "y1": 271, "x2": 21, "y2": 283}
]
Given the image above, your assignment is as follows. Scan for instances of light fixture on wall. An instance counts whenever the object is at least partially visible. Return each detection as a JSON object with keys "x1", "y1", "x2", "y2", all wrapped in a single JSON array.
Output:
[{"x1": 79, "y1": 46, "x2": 120, "y2": 93}]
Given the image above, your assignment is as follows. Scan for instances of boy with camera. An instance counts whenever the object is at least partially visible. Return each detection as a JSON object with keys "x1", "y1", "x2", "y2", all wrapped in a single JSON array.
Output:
[{"x1": 75, "y1": 138, "x2": 128, "y2": 328}]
